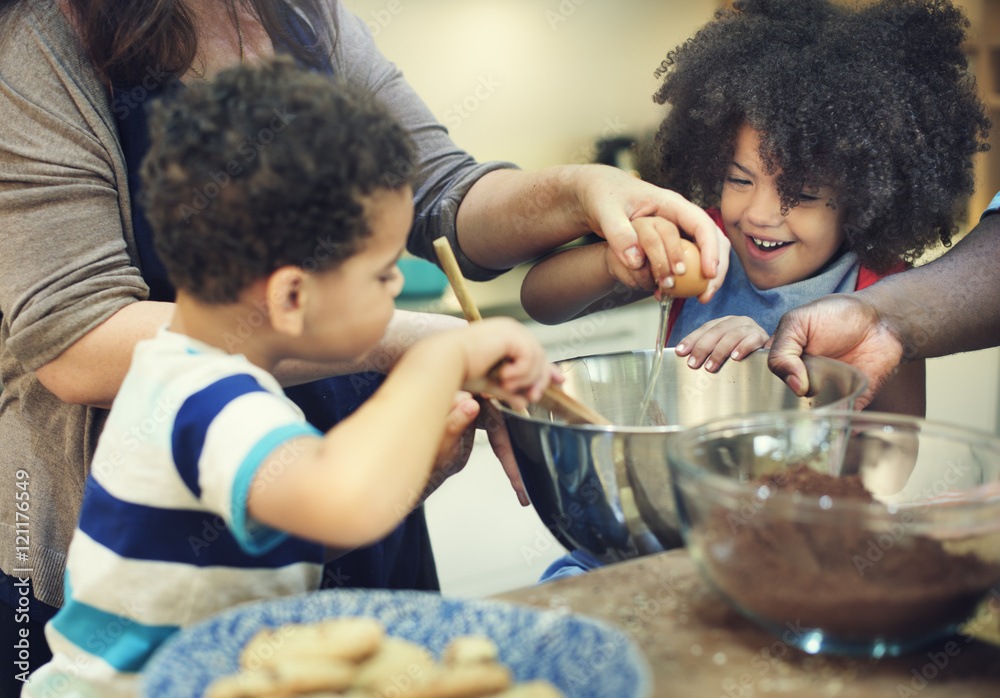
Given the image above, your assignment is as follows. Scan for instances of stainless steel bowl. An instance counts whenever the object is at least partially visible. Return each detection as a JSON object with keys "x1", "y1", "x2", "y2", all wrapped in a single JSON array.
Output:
[{"x1": 500, "y1": 349, "x2": 867, "y2": 562}]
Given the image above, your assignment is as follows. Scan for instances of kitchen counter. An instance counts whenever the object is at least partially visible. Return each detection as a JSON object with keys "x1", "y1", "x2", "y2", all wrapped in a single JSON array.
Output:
[{"x1": 495, "y1": 549, "x2": 1000, "y2": 698}]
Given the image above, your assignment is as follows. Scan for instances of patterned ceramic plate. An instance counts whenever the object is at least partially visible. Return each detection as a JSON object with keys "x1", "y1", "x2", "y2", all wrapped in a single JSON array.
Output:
[{"x1": 141, "y1": 588, "x2": 652, "y2": 697}]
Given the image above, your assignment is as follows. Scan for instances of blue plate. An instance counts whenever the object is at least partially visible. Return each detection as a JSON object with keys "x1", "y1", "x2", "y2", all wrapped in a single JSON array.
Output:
[{"x1": 141, "y1": 589, "x2": 651, "y2": 697}]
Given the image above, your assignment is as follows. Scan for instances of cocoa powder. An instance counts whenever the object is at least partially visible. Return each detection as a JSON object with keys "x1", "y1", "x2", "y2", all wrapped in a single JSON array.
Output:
[{"x1": 698, "y1": 464, "x2": 1000, "y2": 644}]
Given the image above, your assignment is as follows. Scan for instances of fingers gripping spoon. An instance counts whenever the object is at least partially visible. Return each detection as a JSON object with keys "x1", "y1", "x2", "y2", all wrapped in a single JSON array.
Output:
[{"x1": 432, "y1": 237, "x2": 612, "y2": 426}]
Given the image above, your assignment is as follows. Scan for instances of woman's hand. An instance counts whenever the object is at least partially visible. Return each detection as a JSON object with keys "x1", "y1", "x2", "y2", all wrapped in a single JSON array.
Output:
[
  {"x1": 477, "y1": 397, "x2": 530, "y2": 506},
  {"x1": 603, "y1": 217, "x2": 723, "y2": 303},
  {"x1": 420, "y1": 394, "x2": 532, "y2": 507},
  {"x1": 420, "y1": 391, "x2": 481, "y2": 500},
  {"x1": 675, "y1": 315, "x2": 769, "y2": 372},
  {"x1": 455, "y1": 166, "x2": 729, "y2": 298},
  {"x1": 575, "y1": 167, "x2": 730, "y2": 303}
]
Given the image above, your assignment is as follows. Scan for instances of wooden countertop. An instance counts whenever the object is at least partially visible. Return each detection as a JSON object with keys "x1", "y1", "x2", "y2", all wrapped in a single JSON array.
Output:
[{"x1": 495, "y1": 549, "x2": 1000, "y2": 698}]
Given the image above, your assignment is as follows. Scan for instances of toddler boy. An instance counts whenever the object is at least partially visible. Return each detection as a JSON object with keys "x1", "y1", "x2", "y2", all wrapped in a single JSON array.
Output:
[{"x1": 26, "y1": 58, "x2": 554, "y2": 697}]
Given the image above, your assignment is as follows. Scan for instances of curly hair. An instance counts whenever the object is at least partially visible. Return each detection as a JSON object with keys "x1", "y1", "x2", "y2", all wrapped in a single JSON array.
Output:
[
  {"x1": 648, "y1": 0, "x2": 990, "y2": 272},
  {"x1": 142, "y1": 57, "x2": 415, "y2": 303}
]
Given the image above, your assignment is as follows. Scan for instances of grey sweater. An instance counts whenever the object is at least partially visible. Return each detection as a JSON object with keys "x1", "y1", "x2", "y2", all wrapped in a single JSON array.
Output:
[{"x1": 0, "y1": 0, "x2": 513, "y2": 607}]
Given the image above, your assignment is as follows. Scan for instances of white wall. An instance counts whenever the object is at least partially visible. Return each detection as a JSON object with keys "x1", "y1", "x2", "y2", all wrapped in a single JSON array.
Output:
[
  {"x1": 926, "y1": 349, "x2": 1000, "y2": 436},
  {"x1": 340, "y1": 0, "x2": 717, "y2": 170}
]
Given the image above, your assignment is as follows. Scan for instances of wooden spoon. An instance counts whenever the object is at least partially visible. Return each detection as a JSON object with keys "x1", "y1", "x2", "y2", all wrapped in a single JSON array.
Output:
[{"x1": 432, "y1": 237, "x2": 612, "y2": 426}]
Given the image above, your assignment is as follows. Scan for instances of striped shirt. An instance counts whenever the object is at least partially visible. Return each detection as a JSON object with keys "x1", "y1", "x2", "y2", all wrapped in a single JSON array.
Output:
[{"x1": 26, "y1": 328, "x2": 324, "y2": 697}]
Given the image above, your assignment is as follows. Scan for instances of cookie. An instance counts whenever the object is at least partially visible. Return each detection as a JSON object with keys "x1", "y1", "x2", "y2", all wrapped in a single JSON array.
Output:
[
  {"x1": 491, "y1": 680, "x2": 567, "y2": 697},
  {"x1": 240, "y1": 617, "x2": 385, "y2": 669},
  {"x1": 404, "y1": 662, "x2": 512, "y2": 698},
  {"x1": 205, "y1": 670, "x2": 279, "y2": 698},
  {"x1": 213, "y1": 616, "x2": 566, "y2": 698},
  {"x1": 353, "y1": 636, "x2": 437, "y2": 694},
  {"x1": 205, "y1": 659, "x2": 356, "y2": 698},
  {"x1": 441, "y1": 635, "x2": 499, "y2": 665}
]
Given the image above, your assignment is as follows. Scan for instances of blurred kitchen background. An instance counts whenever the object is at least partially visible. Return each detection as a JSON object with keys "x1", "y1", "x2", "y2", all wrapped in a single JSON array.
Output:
[{"x1": 341, "y1": 0, "x2": 1000, "y2": 598}]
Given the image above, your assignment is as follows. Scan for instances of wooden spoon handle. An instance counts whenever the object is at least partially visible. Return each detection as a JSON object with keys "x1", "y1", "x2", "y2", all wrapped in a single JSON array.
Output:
[
  {"x1": 433, "y1": 238, "x2": 483, "y2": 323},
  {"x1": 432, "y1": 237, "x2": 613, "y2": 427}
]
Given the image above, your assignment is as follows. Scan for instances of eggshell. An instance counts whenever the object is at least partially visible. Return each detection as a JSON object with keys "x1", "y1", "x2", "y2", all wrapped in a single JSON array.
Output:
[{"x1": 666, "y1": 239, "x2": 709, "y2": 298}]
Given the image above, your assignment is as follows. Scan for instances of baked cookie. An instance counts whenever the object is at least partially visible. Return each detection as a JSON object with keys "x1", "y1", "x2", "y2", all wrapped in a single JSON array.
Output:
[
  {"x1": 239, "y1": 617, "x2": 385, "y2": 669},
  {"x1": 205, "y1": 659, "x2": 357, "y2": 698},
  {"x1": 441, "y1": 635, "x2": 499, "y2": 665}
]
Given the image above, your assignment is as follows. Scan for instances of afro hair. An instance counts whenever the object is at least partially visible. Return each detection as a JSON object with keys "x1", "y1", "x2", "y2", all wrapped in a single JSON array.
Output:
[
  {"x1": 142, "y1": 57, "x2": 415, "y2": 303},
  {"x1": 648, "y1": 0, "x2": 990, "y2": 272}
]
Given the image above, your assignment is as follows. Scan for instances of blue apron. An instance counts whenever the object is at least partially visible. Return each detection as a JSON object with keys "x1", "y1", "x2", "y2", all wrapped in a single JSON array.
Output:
[{"x1": 668, "y1": 247, "x2": 860, "y2": 345}]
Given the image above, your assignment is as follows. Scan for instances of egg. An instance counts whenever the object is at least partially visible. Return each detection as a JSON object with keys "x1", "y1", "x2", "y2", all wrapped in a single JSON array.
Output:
[{"x1": 664, "y1": 239, "x2": 709, "y2": 298}]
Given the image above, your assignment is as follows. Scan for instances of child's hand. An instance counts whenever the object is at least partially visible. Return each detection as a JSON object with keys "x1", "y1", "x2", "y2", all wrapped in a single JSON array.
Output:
[
  {"x1": 459, "y1": 317, "x2": 560, "y2": 411},
  {"x1": 674, "y1": 315, "x2": 769, "y2": 372},
  {"x1": 602, "y1": 242, "x2": 658, "y2": 292}
]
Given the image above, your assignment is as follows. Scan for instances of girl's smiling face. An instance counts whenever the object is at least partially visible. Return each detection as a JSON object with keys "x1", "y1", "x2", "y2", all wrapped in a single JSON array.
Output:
[{"x1": 721, "y1": 125, "x2": 845, "y2": 290}]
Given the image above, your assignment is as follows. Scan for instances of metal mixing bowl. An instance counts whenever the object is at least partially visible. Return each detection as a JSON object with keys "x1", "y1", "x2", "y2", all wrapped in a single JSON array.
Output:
[{"x1": 500, "y1": 349, "x2": 867, "y2": 562}]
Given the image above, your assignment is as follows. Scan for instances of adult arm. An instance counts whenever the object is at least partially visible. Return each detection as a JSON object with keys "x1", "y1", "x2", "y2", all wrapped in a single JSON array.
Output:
[
  {"x1": 458, "y1": 166, "x2": 729, "y2": 296},
  {"x1": 10, "y1": 2, "x2": 491, "y2": 410},
  {"x1": 864, "y1": 360, "x2": 926, "y2": 417},
  {"x1": 858, "y1": 212, "x2": 1000, "y2": 358},
  {"x1": 273, "y1": 310, "x2": 467, "y2": 387},
  {"x1": 37, "y1": 306, "x2": 463, "y2": 409},
  {"x1": 0, "y1": 2, "x2": 153, "y2": 409},
  {"x1": 768, "y1": 212, "x2": 1000, "y2": 407},
  {"x1": 33, "y1": 303, "x2": 175, "y2": 408},
  {"x1": 330, "y1": 3, "x2": 728, "y2": 290}
]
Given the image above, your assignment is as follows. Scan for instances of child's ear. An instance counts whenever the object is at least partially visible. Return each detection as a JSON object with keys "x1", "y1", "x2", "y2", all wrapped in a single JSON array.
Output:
[{"x1": 266, "y1": 266, "x2": 308, "y2": 337}]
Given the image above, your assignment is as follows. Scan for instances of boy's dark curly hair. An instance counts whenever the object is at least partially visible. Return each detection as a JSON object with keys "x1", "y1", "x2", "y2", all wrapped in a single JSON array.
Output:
[
  {"x1": 648, "y1": 0, "x2": 990, "y2": 272},
  {"x1": 142, "y1": 57, "x2": 415, "y2": 303}
]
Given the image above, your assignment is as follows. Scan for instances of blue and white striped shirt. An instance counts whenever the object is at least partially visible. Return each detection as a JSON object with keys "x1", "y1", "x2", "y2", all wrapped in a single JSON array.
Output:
[{"x1": 27, "y1": 328, "x2": 324, "y2": 697}]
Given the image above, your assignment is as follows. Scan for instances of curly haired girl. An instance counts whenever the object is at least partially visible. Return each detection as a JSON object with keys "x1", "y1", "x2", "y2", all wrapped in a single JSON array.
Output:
[{"x1": 521, "y1": 0, "x2": 990, "y2": 416}]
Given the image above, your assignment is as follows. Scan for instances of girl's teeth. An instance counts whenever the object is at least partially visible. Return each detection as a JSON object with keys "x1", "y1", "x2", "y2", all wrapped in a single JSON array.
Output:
[{"x1": 752, "y1": 237, "x2": 787, "y2": 249}]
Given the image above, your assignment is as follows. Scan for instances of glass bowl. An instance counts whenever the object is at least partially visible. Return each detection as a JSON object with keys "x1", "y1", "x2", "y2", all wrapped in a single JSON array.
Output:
[{"x1": 665, "y1": 410, "x2": 1000, "y2": 657}]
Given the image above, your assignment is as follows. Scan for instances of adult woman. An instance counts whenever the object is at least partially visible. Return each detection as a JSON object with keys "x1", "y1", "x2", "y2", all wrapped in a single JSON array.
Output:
[{"x1": 0, "y1": 1, "x2": 727, "y2": 692}]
